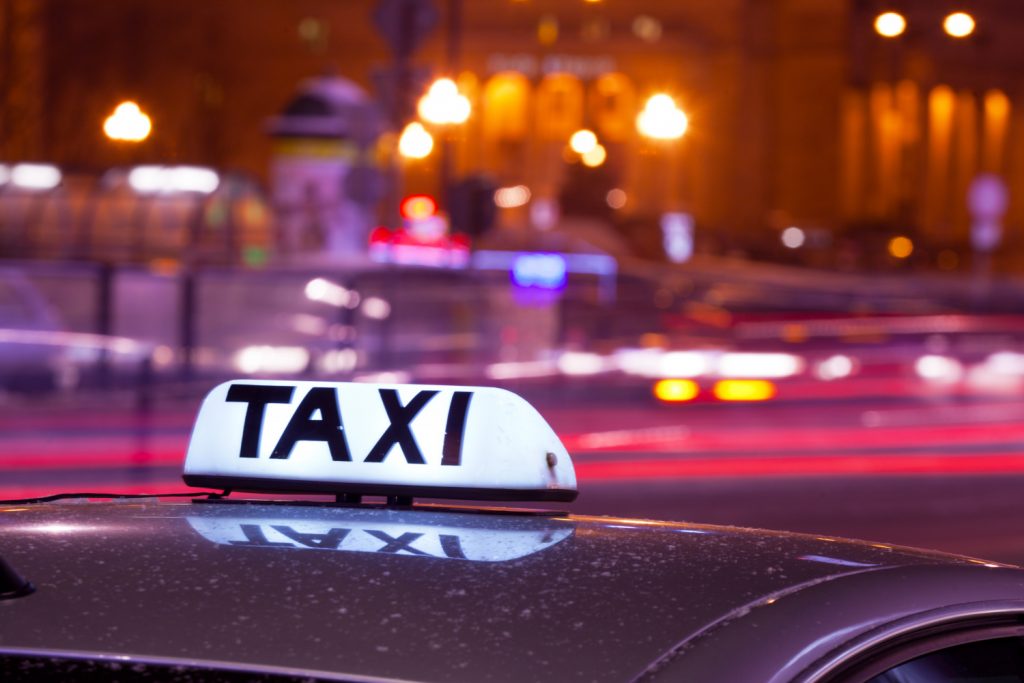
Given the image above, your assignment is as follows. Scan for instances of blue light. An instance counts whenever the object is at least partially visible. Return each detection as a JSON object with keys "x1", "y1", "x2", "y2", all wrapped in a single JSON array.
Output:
[{"x1": 512, "y1": 253, "x2": 568, "y2": 290}]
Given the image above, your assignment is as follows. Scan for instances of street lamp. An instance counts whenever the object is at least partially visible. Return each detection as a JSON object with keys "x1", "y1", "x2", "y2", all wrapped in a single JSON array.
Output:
[
  {"x1": 415, "y1": 77, "x2": 471, "y2": 213},
  {"x1": 636, "y1": 94, "x2": 688, "y2": 140},
  {"x1": 637, "y1": 94, "x2": 689, "y2": 213},
  {"x1": 398, "y1": 122, "x2": 434, "y2": 159},
  {"x1": 874, "y1": 11, "x2": 907, "y2": 38},
  {"x1": 581, "y1": 144, "x2": 607, "y2": 168},
  {"x1": 417, "y1": 78, "x2": 470, "y2": 125},
  {"x1": 943, "y1": 12, "x2": 975, "y2": 38},
  {"x1": 569, "y1": 129, "x2": 598, "y2": 155},
  {"x1": 103, "y1": 101, "x2": 152, "y2": 142}
]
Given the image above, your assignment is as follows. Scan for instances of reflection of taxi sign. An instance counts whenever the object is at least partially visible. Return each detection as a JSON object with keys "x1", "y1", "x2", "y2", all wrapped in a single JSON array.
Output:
[
  {"x1": 183, "y1": 380, "x2": 577, "y2": 501},
  {"x1": 187, "y1": 513, "x2": 573, "y2": 562}
]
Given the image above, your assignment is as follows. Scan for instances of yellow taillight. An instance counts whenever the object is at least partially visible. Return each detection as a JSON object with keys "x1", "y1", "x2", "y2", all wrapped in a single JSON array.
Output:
[
  {"x1": 654, "y1": 379, "x2": 700, "y2": 402},
  {"x1": 713, "y1": 379, "x2": 776, "y2": 402}
]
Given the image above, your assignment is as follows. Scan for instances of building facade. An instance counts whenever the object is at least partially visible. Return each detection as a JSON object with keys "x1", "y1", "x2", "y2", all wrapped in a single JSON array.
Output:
[{"x1": 2, "y1": 0, "x2": 1022, "y2": 264}]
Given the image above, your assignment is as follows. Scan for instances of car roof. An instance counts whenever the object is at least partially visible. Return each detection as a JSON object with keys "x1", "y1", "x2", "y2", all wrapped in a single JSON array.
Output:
[{"x1": 1, "y1": 498, "x2": 1019, "y2": 682}]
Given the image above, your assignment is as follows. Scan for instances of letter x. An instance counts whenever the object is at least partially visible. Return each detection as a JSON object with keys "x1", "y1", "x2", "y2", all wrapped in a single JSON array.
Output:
[
  {"x1": 363, "y1": 389, "x2": 438, "y2": 463},
  {"x1": 366, "y1": 530, "x2": 429, "y2": 555}
]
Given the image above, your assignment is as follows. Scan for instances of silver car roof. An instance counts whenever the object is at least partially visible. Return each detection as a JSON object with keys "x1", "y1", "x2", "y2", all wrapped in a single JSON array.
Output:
[{"x1": 1, "y1": 499, "x2": 1022, "y2": 682}]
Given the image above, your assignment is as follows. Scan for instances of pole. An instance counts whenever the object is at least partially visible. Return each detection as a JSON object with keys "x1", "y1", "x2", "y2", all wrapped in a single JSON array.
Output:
[
  {"x1": 95, "y1": 261, "x2": 114, "y2": 387},
  {"x1": 439, "y1": 0, "x2": 462, "y2": 210}
]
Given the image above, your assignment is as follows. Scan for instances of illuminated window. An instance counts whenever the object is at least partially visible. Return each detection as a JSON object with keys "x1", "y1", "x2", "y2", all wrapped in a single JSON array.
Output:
[
  {"x1": 581, "y1": 18, "x2": 610, "y2": 42},
  {"x1": 482, "y1": 73, "x2": 530, "y2": 141},
  {"x1": 589, "y1": 73, "x2": 636, "y2": 142},
  {"x1": 538, "y1": 14, "x2": 558, "y2": 45},
  {"x1": 633, "y1": 15, "x2": 663, "y2": 42},
  {"x1": 536, "y1": 74, "x2": 584, "y2": 142}
]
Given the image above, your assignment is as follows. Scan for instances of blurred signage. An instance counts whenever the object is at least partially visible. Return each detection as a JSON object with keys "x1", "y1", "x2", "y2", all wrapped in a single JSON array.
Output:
[
  {"x1": 486, "y1": 53, "x2": 616, "y2": 80},
  {"x1": 512, "y1": 253, "x2": 568, "y2": 290},
  {"x1": 530, "y1": 197, "x2": 560, "y2": 231},
  {"x1": 661, "y1": 212, "x2": 695, "y2": 263},
  {"x1": 368, "y1": 226, "x2": 470, "y2": 268},
  {"x1": 968, "y1": 174, "x2": 1008, "y2": 253}
]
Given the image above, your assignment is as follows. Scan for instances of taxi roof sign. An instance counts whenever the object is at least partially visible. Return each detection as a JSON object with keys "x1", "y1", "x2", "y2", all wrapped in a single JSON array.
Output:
[{"x1": 183, "y1": 380, "x2": 577, "y2": 502}]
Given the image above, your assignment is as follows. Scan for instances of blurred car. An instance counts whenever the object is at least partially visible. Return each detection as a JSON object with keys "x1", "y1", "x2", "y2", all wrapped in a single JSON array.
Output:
[
  {"x1": 2, "y1": 380, "x2": 1024, "y2": 682},
  {"x1": 0, "y1": 269, "x2": 77, "y2": 392}
]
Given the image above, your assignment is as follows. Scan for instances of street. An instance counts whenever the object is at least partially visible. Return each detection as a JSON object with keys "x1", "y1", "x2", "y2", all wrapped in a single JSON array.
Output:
[{"x1": 4, "y1": 364, "x2": 1024, "y2": 564}]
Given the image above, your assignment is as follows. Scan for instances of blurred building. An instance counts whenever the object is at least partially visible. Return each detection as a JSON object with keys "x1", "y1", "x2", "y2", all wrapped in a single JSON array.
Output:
[{"x1": 1, "y1": 0, "x2": 1023, "y2": 264}]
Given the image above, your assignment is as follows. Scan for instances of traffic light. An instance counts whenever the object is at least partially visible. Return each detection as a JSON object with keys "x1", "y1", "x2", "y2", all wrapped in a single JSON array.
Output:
[{"x1": 447, "y1": 175, "x2": 497, "y2": 237}]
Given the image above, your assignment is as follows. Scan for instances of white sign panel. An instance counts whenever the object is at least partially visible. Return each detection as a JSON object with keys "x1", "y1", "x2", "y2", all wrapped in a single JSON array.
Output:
[{"x1": 183, "y1": 380, "x2": 577, "y2": 501}]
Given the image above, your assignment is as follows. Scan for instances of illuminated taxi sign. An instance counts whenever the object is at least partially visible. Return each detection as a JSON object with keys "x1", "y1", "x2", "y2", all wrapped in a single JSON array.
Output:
[
  {"x1": 183, "y1": 380, "x2": 577, "y2": 502},
  {"x1": 187, "y1": 514, "x2": 573, "y2": 562}
]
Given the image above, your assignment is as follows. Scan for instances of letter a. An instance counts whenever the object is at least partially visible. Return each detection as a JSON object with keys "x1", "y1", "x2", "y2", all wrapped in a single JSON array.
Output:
[{"x1": 271, "y1": 387, "x2": 351, "y2": 461}]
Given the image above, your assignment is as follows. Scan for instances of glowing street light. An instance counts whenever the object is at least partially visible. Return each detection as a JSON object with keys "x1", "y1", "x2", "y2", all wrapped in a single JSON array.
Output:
[
  {"x1": 569, "y1": 129, "x2": 598, "y2": 155},
  {"x1": 874, "y1": 11, "x2": 907, "y2": 38},
  {"x1": 636, "y1": 94, "x2": 688, "y2": 140},
  {"x1": 943, "y1": 12, "x2": 975, "y2": 38},
  {"x1": 417, "y1": 78, "x2": 471, "y2": 125},
  {"x1": 581, "y1": 144, "x2": 607, "y2": 168},
  {"x1": 103, "y1": 101, "x2": 152, "y2": 142},
  {"x1": 398, "y1": 122, "x2": 434, "y2": 159}
]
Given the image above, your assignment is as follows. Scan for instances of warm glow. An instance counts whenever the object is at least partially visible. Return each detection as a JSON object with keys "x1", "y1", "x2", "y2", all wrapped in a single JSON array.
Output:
[
  {"x1": 304, "y1": 278, "x2": 358, "y2": 308},
  {"x1": 713, "y1": 379, "x2": 777, "y2": 402},
  {"x1": 103, "y1": 101, "x2": 152, "y2": 142},
  {"x1": 654, "y1": 379, "x2": 700, "y2": 403},
  {"x1": 127, "y1": 166, "x2": 219, "y2": 194},
  {"x1": 398, "y1": 122, "x2": 434, "y2": 159},
  {"x1": 944, "y1": 12, "x2": 975, "y2": 38},
  {"x1": 888, "y1": 235, "x2": 914, "y2": 258},
  {"x1": 606, "y1": 188, "x2": 627, "y2": 209},
  {"x1": 400, "y1": 194, "x2": 437, "y2": 220},
  {"x1": 781, "y1": 226, "x2": 805, "y2": 249},
  {"x1": 9, "y1": 163, "x2": 62, "y2": 191},
  {"x1": 418, "y1": 78, "x2": 471, "y2": 125},
  {"x1": 874, "y1": 11, "x2": 906, "y2": 38},
  {"x1": 537, "y1": 14, "x2": 558, "y2": 44},
  {"x1": 234, "y1": 346, "x2": 310, "y2": 375},
  {"x1": 494, "y1": 185, "x2": 531, "y2": 208},
  {"x1": 569, "y1": 129, "x2": 598, "y2": 154},
  {"x1": 637, "y1": 93, "x2": 688, "y2": 140},
  {"x1": 581, "y1": 143, "x2": 607, "y2": 167}
]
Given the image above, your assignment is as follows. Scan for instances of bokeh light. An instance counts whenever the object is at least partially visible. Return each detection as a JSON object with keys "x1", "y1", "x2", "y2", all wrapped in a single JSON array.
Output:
[
  {"x1": 944, "y1": 12, "x2": 975, "y2": 38},
  {"x1": 888, "y1": 235, "x2": 914, "y2": 259},
  {"x1": 874, "y1": 12, "x2": 907, "y2": 38},
  {"x1": 637, "y1": 94, "x2": 688, "y2": 140},
  {"x1": 103, "y1": 101, "x2": 152, "y2": 142},
  {"x1": 781, "y1": 226, "x2": 806, "y2": 249},
  {"x1": 398, "y1": 122, "x2": 433, "y2": 159},
  {"x1": 569, "y1": 129, "x2": 598, "y2": 154},
  {"x1": 581, "y1": 144, "x2": 607, "y2": 167},
  {"x1": 654, "y1": 379, "x2": 700, "y2": 403}
]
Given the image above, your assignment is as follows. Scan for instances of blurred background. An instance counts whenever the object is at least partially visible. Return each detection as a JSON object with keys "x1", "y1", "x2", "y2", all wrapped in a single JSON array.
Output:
[{"x1": 4, "y1": 0, "x2": 1024, "y2": 561}]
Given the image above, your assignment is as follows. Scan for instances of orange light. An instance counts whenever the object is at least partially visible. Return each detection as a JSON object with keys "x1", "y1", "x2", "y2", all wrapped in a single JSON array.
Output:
[
  {"x1": 654, "y1": 379, "x2": 700, "y2": 402},
  {"x1": 943, "y1": 12, "x2": 975, "y2": 38},
  {"x1": 713, "y1": 379, "x2": 776, "y2": 402},
  {"x1": 400, "y1": 195, "x2": 437, "y2": 220},
  {"x1": 887, "y1": 235, "x2": 913, "y2": 259},
  {"x1": 103, "y1": 101, "x2": 152, "y2": 142},
  {"x1": 874, "y1": 11, "x2": 906, "y2": 38}
]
